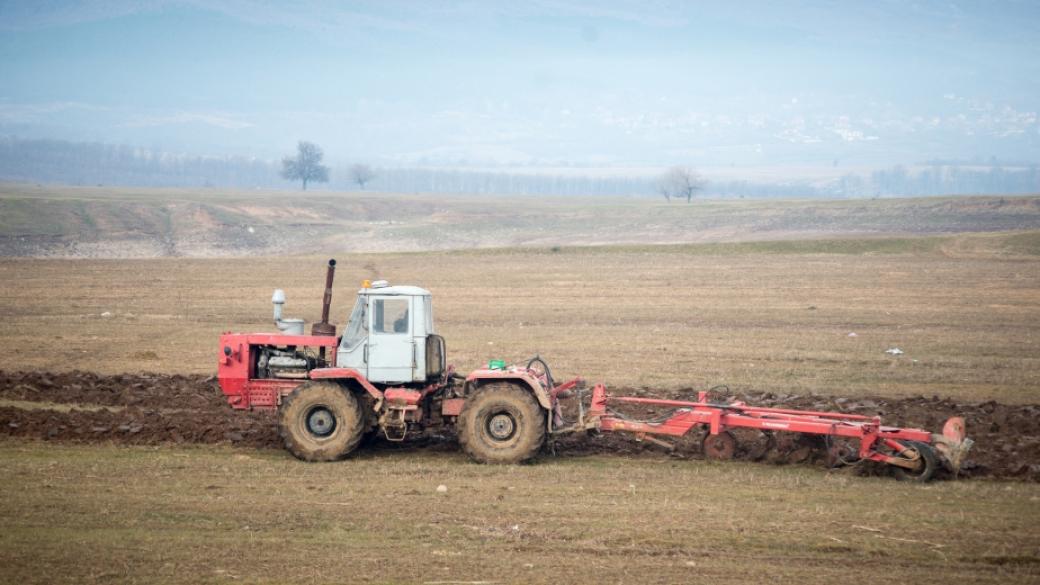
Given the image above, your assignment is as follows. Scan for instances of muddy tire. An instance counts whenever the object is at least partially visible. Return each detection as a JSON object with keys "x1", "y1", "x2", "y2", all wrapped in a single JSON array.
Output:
[
  {"x1": 458, "y1": 382, "x2": 546, "y2": 464},
  {"x1": 892, "y1": 440, "x2": 939, "y2": 482},
  {"x1": 279, "y1": 381, "x2": 365, "y2": 462}
]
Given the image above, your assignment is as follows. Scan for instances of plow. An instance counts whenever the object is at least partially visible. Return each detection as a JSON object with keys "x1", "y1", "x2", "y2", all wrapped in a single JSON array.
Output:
[
  {"x1": 217, "y1": 260, "x2": 973, "y2": 481},
  {"x1": 572, "y1": 385, "x2": 971, "y2": 480}
]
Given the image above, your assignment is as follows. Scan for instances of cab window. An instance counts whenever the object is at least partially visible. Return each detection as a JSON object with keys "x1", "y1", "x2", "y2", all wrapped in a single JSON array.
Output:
[
  {"x1": 340, "y1": 297, "x2": 368, "y2": 349},
  {"x1": 373, "y1": 298, "x2": 409, "y2": 334}
]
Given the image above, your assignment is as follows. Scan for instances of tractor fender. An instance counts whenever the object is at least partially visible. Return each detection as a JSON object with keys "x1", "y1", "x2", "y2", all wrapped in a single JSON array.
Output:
[
  {"x1": 465, "y1": 369, "x2": 552, "y2": 411},
  {"x1": 309, "y1": 367, "x2": 384, "y2": 404}
]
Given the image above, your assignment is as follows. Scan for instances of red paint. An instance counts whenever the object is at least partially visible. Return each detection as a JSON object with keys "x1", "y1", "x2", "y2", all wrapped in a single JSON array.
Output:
[
  {"x1": 587, "y1": 384, "x2": 944, "y2": 466},
  {"x1": 441, "y1": 398, "x2": 465, "y2": 416},
  {"x1": 216, "y1": 332, "x2": 340, "y2": 409},
  {"x1": 384, "y1": 388, "x2": 422, "y2": 406},
  {"x1": 466, "y1": 367, "x2": 551, "y2": 409},
  {"x1": 309, "y1": 367, "x2": 383, "y2": 401}
]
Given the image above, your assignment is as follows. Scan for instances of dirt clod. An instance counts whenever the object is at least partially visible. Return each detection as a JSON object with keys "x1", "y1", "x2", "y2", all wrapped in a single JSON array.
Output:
[{"x1": 0, "y1": 370, "x2": 278, "y2": 449}]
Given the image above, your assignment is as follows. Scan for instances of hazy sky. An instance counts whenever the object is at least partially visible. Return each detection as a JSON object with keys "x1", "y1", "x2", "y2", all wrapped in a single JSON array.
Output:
[{"x1": 1, "y1": 1, "x2": 1038, "y2": 170}]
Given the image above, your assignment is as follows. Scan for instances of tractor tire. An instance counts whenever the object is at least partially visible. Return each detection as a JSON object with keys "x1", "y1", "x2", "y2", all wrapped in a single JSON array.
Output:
[
  {"x1": 892, "y1": 440, "x2": 939, "y2": 483},
  {"x1": 458, "y1": 382, "x2": 546, "y2": 464},
  {"x1": 279, "y1": 381, "x2": 365, "y2": 462}
]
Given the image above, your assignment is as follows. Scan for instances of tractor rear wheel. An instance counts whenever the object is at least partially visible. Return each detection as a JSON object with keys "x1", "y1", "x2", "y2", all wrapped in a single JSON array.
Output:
[
  {"x1": 279, "y1": 381, "x2": 365, "y2": 462},
  {"x1": 458, "y1": 382, "x2": 546, "y2": 464}
]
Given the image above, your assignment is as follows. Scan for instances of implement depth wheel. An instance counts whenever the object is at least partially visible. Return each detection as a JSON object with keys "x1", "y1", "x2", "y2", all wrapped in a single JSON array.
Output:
[
  {"x1": 279, "y1": 381, "x2": 364, "y2": 462},
  {"x1": 892, "y1": 440, "x2": 939, "y2": 483},
  {"x1": 458, "y1": 382, "x2": 546, "y2": 464},
  {"x1": 702, "y1": 431, "x2": 737, "y2": 460}
]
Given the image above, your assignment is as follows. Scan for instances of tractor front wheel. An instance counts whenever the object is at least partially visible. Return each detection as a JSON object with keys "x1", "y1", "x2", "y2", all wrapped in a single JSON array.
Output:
[
  {"x1": 279, "y1": 381, "x2": 365, "y2": 462},
  {"x1": 458, "y1": 382, "x2": 546, "y2": 464}
]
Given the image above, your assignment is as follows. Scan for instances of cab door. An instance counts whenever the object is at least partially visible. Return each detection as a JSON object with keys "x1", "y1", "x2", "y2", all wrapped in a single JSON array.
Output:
[{"x1": 366, "y1": 296, "x2": 414, "y2": 383}]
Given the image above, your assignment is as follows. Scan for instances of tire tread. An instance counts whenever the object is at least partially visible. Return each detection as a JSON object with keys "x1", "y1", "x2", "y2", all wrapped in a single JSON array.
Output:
[
  {"x1": 458, "y1": 382, "x2": 546, "y2": 464},
  {"x1": 279, "y1": 381, "x2": 365, "y2": 462}
]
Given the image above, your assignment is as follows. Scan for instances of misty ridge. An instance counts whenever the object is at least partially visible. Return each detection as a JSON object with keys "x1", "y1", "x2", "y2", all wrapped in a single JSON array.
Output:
[{"x1": 1, "y1": 136, "x2": 1037, "y2": 199}]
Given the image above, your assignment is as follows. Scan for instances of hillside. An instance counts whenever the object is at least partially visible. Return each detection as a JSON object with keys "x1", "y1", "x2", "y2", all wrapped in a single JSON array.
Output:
[{"x1": 1, "y1": 183, "x2": 1039, "y2": 257}]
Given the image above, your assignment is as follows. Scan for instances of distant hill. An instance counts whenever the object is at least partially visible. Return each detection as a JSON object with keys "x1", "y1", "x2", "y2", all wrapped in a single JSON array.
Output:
[{"x1": 0, "y1": 183, "x2": 1038, "y2": 258}]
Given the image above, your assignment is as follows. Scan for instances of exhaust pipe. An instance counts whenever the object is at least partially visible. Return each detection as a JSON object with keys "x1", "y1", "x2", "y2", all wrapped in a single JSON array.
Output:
[
  {"x1": 311, "y1": 259, "x2": 337, "y2": 337},
  {"x1": 271, "y1": 289, "x2": 305, "y2": 335}
]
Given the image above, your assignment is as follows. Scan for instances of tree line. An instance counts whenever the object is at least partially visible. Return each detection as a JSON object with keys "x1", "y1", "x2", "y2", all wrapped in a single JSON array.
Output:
[{"x1": 0, "y1": 136, "x2": 1036, "y2": 198}]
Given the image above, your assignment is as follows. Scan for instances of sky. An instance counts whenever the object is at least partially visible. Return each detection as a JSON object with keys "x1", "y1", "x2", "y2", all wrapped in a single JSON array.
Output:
[{"x1": 0, "y1": 0, "x2": 1038, "y2": 172}]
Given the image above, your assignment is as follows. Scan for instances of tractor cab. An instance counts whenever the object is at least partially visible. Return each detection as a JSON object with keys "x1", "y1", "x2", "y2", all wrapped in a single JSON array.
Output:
[{"x1": 337, "y1": 280, "x2": 446, "y2": 385}]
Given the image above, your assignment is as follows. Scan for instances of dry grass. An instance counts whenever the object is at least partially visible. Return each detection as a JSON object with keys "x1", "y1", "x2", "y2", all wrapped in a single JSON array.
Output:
[
  {"x1": 0, "y1": 441, "x2": 1037, "y2": 585},
  {"x1": 0, "y1": 231, "x2": 1038, "y2": 402}
]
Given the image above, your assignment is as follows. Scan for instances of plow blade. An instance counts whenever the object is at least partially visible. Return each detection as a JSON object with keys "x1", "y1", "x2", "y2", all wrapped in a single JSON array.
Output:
[{"x1": 931, "y1": 416, "x2": 975, "y2": 474}]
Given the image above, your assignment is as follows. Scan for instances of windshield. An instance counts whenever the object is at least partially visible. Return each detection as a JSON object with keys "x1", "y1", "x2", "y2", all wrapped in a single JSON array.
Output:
[{"x1": 340, "y1": 296, "x2": 368, "y2": 349}]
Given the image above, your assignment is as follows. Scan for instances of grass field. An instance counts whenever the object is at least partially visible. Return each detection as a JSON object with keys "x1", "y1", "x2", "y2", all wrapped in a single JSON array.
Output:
[{"x1": 1, "y1": 442, "x2": 1038, "y2": 585}]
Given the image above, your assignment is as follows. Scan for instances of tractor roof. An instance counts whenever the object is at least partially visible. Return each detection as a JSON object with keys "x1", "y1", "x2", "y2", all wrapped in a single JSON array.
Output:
[{"x1": 358, "y1": 285, "x2": 431, "y2": 297}]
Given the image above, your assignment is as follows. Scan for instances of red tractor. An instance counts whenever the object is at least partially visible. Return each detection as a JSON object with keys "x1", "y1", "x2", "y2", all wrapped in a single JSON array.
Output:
[
  {"x1": 218, "y1": 259, "x2": 561, "y2": 463},
  {"x1": 217, "y1": 260, "x2": 973, "y2": 480}
]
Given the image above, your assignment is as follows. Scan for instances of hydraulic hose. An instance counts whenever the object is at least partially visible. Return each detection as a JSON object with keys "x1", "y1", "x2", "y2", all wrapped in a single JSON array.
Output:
[{"x1": 527, "y1": 355, "x2": 555, "y2": 390}]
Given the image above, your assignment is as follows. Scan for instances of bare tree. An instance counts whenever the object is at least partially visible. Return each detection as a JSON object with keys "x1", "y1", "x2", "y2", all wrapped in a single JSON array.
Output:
[
  {"x1": 658, "y1": 166, "x2": 705, "y2": 203},
  {"x1": 281, "y1": 141, "x2": 329, "y2": 190},
  {"x1": 349, "y1": 163, "x2": 376, "y2": 190},
  {"x1": 658, "y1": 181, "x2": 672, "y2": 203}
]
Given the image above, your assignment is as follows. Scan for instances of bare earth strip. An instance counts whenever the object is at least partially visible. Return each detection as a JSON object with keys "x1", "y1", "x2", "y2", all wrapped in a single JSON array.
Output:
[{"x1": 0, "y1": 370, "x2": 1036, "y2": 479}]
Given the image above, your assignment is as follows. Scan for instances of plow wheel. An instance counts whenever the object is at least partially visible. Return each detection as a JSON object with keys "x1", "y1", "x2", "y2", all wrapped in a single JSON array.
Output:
[
  {"x1": 734, "y1": 429, "x2": 773, "y2": 461},
  {"x1": 458, "y1": 382, "x2": 546, "y2": 464},
  {"x1": 279, "y1": 381, "x2": 364, "y2": 462},
  {"x1": 891, "y1": 440, "x2": 939, "y2": 483},
  {"x1": 825, "y1": 438, "x2": 860, "y2": 469},
  {"x1": 702, "y1": 431, "x2": 737, "y2": 460}
]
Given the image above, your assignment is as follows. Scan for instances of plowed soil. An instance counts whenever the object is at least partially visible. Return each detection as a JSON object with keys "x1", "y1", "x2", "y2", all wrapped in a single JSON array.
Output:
[{"x1": 1, "y1": 370, "x2": 1037, "y2": 481}]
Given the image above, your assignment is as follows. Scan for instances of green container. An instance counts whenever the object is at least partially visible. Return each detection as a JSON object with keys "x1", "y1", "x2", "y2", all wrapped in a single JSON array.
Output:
[{"x1": 488, "y1": 359, "x2": 506, "y2": 370}]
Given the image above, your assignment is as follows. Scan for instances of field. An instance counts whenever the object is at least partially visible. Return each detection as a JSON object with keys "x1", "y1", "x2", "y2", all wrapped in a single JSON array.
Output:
[
  {"x1": 2, "y1": 443, "x2": 1038, "y2": 585},
  {"x1": 1, "y1": 190, "x2": 1039, "y2": 583},
  {"x1": 2, "y1": 231, "x2": 1038, "y2": 400}
]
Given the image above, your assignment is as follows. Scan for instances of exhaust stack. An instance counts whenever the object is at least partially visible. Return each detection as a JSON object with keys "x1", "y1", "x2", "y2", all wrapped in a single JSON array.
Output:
[{"x1": 311, "y1": 259, "x2": 337, "y2": 337}]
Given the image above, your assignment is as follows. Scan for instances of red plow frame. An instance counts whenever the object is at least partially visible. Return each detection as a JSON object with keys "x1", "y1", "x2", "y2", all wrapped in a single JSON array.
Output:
[{"x1": 562, "y1": 383, "x2": 973, "y2": 482}]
